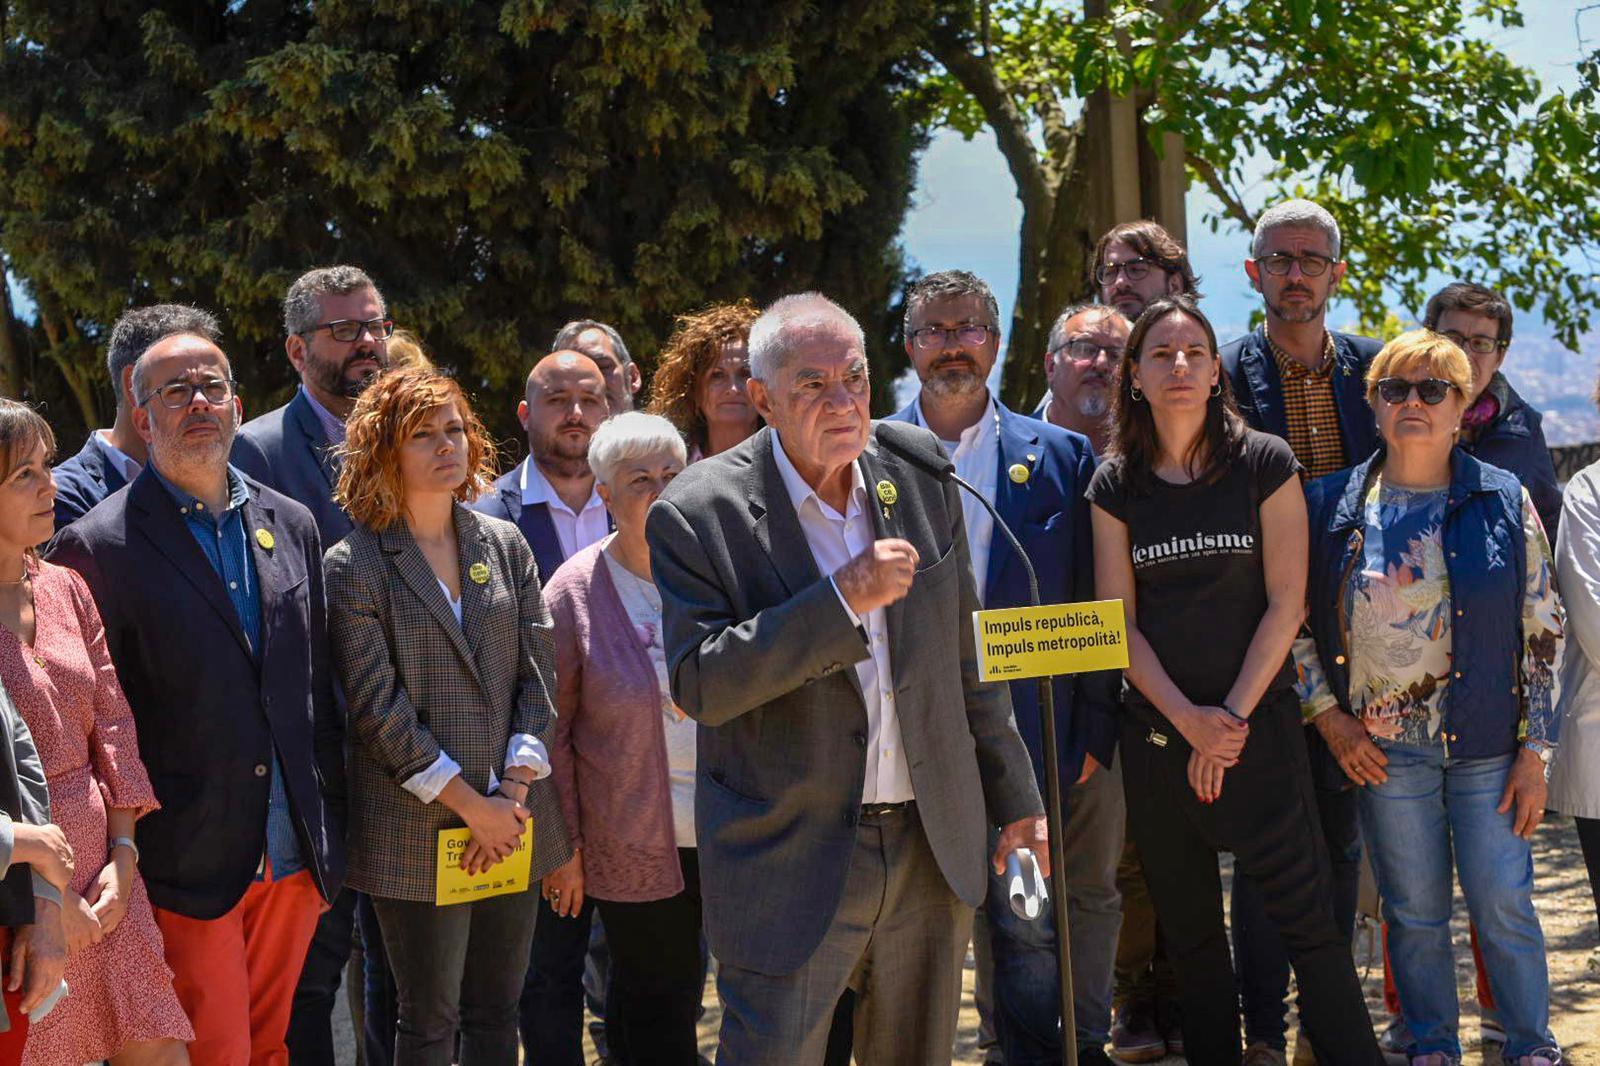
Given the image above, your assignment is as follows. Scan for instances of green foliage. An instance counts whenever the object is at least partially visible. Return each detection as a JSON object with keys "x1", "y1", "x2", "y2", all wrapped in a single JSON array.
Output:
[
  {"x1": 921, "y1": 0, "x2": 1600, "y2": 405},
  {"x1": 0, "y1": 0, "x2": 931, "y2": 443}
]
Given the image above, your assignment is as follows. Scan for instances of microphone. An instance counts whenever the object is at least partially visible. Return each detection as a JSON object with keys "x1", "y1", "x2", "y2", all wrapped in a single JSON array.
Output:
[{"x1": 874, "y1": 425, "x2": 1079, "y2": 1054}]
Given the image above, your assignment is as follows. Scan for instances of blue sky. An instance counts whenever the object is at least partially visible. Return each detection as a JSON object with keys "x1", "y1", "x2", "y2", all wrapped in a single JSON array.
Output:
[{"x1": 899, "y1": 0, "x2": 1599, "y2": 357}]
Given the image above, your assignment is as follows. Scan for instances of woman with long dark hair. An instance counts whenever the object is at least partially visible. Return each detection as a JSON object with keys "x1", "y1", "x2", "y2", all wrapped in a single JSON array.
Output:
[{"x1": 1086, "y1": 296, "x2": 1380, "y2": 1066}]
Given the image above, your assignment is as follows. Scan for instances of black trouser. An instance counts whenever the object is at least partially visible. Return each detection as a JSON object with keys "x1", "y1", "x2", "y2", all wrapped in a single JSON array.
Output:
[
  {"x1": 1120, "y1": 691, "x2": 1381, "y2": 1066},
  {"x1": 594, "y1": 848, "x2": 704, "y2": 1065},
  {"x1": 374, "y1": 888, "x2": 541, "y2": 1066},
  {"x1": 1578, "y1": 816, "x2": 1600, "y2": 932},
  {"x1": 287, "y1": 887, "x2": 398, "y2": 1066},
  {"x1": 519, "y1": 891, "x2": 598, "y2": 1065},
  {"x1": 1231, "y1": 732, "x2": 1363, "y2": 1051}
]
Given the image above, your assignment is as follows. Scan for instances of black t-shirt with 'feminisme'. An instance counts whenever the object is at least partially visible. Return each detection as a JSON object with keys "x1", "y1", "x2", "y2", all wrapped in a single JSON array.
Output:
[{"x1": 1086, "y1": 430, "x2": 1302, "y2": 709}]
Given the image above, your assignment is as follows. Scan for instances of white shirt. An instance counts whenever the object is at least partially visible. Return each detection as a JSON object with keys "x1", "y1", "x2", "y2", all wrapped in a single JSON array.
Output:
[
  {"x1": 771, "y1": 433, "x2": 913, "y2": 804},
  {"x1": 399, "y1": 576, "x2": 552, "y2": 804},
  {"x1": 910, "y1": 394, "x2": 999, "y2": 604},
  {"x1": 520, "y1": 459, "x2": 609, "y2": 561},
  {"x1": 92, "y1": 430, "x2": 143, "y2": 484}
]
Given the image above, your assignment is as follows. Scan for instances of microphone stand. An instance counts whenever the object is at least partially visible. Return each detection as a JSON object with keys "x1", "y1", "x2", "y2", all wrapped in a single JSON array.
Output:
[{"x1": 946, "y1": 470, "x2": 1079, "y2": 1066}]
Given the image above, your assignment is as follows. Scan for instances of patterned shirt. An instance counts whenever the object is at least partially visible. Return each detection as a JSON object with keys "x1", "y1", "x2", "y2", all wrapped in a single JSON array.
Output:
[
  {"x1": 1295, "y1": 480, "x2": 1564, "y2": 749},
  {"x1": 151, "y1": 464, "x2": 304, "y2": 880},
  {"x1": 1269, "y1": 330, "x2": 1346, "y2": 479}
]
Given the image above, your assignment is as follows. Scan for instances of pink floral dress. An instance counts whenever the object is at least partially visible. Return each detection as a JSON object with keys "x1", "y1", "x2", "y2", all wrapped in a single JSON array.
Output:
[{"x1": 0, "y1": 561, "x2": 191, "y2": 1065}]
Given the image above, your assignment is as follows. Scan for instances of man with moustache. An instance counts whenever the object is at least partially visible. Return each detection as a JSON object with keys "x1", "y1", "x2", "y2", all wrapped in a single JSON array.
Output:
[
  {"x1": 53, "y1": 304, "x2": 222, "y2": 530},
  {"x1": 552, "y1": 319, "x2": 642, "y2": 414},
  {"x1": 1092, "y1": 220, "x2": 1198, "y2": 322},
  {"x1": 470, "y1": 350, "x2": 611, "y2": 1064},
  {"x1": 890, "y1": 272, "x2": 1120, "y2": 1065},
  {"x1": 648, "y1": 291, "x2": 1046, "y2": 1063},
  {"x1": 231, "y1": 265, "x2": 391, "y2": 1066},
  {"x1": 1220, "y1": 198, "x2": 1382, "y2": 1066},
  {"x1": 1034, "y1": 302, "x2": 1129, "y2": 457},
  {"x1": 49, "y1": 333, "x2": 345, "y2": 1066}
]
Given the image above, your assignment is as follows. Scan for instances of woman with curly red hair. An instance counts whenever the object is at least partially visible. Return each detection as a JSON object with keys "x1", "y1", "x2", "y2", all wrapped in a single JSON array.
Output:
[
  {"x1": 324, "y1": 367, "x2": 571, "y2": 1065},
  {"x1": 646, "y1": 301, "x2": 761, "y2": 460}
]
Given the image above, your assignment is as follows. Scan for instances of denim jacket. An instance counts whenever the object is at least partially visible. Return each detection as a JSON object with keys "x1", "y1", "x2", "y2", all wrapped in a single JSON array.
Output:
[
  {"x1": 1219, "y1": 326, "x2": 1383, "y2": 466},
  {"x1": 1304, "y1": 447, "x2": 1530, "y2": 759}
]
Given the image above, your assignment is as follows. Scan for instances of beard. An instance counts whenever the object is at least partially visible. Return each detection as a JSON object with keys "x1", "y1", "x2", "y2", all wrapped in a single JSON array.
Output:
[
  {"x1": 1076, "y1": 389, "x2": 1109, "y2": 419},
  {"x1": 531, "y1": 421, "x2": 594, "y2": 475},
  {"x1": 922, "y1": 360, "x2": 986, "y2": 400},
  {"x1": 308, "y1": 346, "x2": 387, "y2": 399},
  {"x1": 1265, "y1": 288, "x2": 1327, "y2": 325},
  {"x1": 151, "y1": 409, "x2": 237, "y2": 475}
]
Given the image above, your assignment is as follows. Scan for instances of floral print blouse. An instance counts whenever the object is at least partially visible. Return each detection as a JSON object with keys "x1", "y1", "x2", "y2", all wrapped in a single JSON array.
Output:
[{"x1": 1296, "y1": 479, "x2": 1564, "y2": 748}]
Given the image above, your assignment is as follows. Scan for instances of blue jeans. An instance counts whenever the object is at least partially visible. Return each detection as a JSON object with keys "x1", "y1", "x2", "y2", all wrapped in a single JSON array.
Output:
[{"x1": 1360, "y1": 741, "x2": 1553, "y2": 1059}]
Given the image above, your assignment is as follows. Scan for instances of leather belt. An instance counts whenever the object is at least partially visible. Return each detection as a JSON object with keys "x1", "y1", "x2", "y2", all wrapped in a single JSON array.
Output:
[{"x1": 860, "y1": 800, "x2": 915, "y2": 819}]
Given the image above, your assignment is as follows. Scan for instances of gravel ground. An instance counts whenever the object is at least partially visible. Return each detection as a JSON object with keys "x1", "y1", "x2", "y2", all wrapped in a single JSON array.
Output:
[{"x1": 331, "y1": 815, "x2": 1598, "y2": 1064}]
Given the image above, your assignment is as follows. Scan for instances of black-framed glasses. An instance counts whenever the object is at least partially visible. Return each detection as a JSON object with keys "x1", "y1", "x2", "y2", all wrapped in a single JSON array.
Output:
[
  {"x1": 1051, "y1": 339, "x2": 1125, "y2": 364},
  {"x1": 303, "y1": 318, "x2": 395, "y2": 343},
  {"x1": 910, "y1": 324, "x2": 994, "y2": 350},
  {"x1": 1376, "y1": 377, "x2": 1456, "y2": 405},
  {"x1": 140, "y1": 377, "x2": 237, "y2": 410},
  {"x1": 1441, "y1": 330, "x2": 1508, "y2": 356},
  {"x1": 1095, "y1": 258, "x2": 1158, "y2": 285},
  {"x1": 1254, "y1": 253, "x2": 1336, "y2": 277}
]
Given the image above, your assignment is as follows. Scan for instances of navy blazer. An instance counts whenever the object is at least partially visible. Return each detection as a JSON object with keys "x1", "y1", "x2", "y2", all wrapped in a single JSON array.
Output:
[
  {"x1": 468, "y1": 460, "x2": 612, "y2": 584},
  {"x1": 887, "y1": 399, "x2": 1117, "y2": 783},
  {"x1": 51, "y1": 434, "x2": 130, "y2": 532},
  {"x1": 232, "y1": 389, "x2": 353, "y2": 548},
  {"x1": 47, "y1": 469, "x2": 346, "y2": 919},
  {"x1": 1220, "y1": 326, "x2": 1382, "y2": 467},
  {"x1": 1465, "y1": 375, "x2": 1562, "y2": 541}
]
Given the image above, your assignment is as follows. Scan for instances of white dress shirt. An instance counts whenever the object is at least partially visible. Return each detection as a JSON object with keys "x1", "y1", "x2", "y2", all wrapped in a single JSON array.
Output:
[
  {"x1": 92, "y1": 430, "x2": 143, "y2": 484},
  {"x1": 771, "y1": 433, "x2": 913, "y2": 804},
  {"x1": 399, "y1": 576, "x2": 552, "y2": 804},
  {"x1": 911, "y1": 393, "x2": 998, "y2": 603},
  {"x1": 520, "y1": 459, "x2": 609, "y2": 561}
]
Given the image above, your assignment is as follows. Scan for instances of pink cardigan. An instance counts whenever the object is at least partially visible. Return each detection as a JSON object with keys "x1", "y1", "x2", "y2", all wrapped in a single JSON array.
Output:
[{"x1": 545, "y1": 541, "x2": 685, "y2": 902}]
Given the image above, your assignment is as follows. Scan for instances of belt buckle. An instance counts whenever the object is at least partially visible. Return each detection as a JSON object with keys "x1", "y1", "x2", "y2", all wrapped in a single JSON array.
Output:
[{"x1": 1147, "y1": 729, "x2": 1168, "y2": 748}]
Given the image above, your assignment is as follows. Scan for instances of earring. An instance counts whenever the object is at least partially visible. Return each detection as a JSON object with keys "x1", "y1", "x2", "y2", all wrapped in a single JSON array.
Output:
[
  {"x1": 1211, "y1": 382, "x2": 1222, "y2": 397},
  {"x1": 1130, "y1": 385, "x2": 1144, "y2": 402}
]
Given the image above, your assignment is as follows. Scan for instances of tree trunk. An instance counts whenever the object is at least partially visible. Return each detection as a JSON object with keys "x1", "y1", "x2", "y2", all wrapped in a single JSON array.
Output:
[
  {"x1": 0, "y1": 274, "x2": 22, "y2": 399},
  {"x1": 39, "y1": 311, "x2": 103, "y2": 429}
]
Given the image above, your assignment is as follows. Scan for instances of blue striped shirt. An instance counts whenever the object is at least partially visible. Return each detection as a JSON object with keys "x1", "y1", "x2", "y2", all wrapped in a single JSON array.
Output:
[{"x1": 152, "y1": 465, "x2": 304, "y2": 880}]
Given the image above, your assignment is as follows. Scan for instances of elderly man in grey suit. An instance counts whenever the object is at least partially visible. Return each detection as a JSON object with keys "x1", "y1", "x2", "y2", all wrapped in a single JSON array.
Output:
[{"x1": 646, "y1": 292, "x2": 1047, "y2": 1064}]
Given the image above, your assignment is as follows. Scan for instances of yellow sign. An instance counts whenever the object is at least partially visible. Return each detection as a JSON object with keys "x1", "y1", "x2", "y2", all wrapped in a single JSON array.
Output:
[
  {"x1": 255, "y1": 528, "x2": 275, "y2": 551},
  {"x1": 435, "y1": 822, "x2": 534, "y2": 907},
  {"x1": 973, "y1": 599, "x2": 1130, "y2": 681},
  {"x1": 468, "y1": 562, "x2": 490, "y2": 585}
]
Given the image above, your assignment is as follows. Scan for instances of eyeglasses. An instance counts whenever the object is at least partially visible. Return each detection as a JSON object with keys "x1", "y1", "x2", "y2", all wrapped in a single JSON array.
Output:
[
  {"x1": 1051, "y1": 339, "x2": 1125, "y2": 364},
  {"x1": 1095, "y1": 258, "x2": 1159, "y2": 285},
  {"x1": 1375, "y1": 377, "x2": 1456, "y2": 405},
  {"x1": 140, "y1": 377, "x2": 237, "y2": 410},
  {"x1": 1441, "y1": 330, "x2": 1507, "y2": 356},
  {"x1": 1254, "y1": 253, "x2": 1336, "y2": 277},
  {"x1": 909, "y1": 324, "x2": 994, "y2": 350},
  {"x1": 303, "y1": 318, "x2": 395, "y2": 343}
]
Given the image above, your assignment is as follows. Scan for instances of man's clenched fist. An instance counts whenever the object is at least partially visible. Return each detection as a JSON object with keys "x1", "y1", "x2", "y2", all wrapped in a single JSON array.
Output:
[{"x1": 835, "y1": 538, "x2": 920, "y2": 616}]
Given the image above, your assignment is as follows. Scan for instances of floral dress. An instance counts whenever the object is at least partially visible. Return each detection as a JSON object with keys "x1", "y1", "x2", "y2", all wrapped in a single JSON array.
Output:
[
  {"x1": 0, "y1": 562, "x2": 191, "y2": 1065},
  {"x1": 1296, "y1": 480, "x2": 1564, "y2": 748}
]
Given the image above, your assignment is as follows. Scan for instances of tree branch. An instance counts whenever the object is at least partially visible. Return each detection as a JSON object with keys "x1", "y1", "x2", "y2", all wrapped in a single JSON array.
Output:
[
  {"x1": 1189, "y1": 154, "x2": 1256, "y2": 230},
  {"x1": 926, "y1": 23, "x2": 1055, "y2": 215},
  {"x1": 1029, "y1": 80, "x2": 1079, "y2": 183}
]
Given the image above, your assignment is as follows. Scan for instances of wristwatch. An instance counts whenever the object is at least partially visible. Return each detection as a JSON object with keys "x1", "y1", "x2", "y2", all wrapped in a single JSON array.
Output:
[
  {"x1": 110, "y1": 835, "x2": 140, "y2": 865},
  {"x1": 1523, "y1": 739, "x2": 1554, "y2": 764}
]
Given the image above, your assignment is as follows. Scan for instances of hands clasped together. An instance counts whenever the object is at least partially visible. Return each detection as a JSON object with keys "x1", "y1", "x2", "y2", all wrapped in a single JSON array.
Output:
[{"x1": 1175, "y1": 704, "x2": 1250, "y2": 805}]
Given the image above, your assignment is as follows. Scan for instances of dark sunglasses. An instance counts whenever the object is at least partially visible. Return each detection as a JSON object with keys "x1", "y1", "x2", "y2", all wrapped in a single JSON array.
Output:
[{"x1": 1375, "y1": 377, "x2": 1456, "y2": 405}]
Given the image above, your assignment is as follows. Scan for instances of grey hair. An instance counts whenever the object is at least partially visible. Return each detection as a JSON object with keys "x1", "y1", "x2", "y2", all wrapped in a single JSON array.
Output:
[
  {"x1": 552, "y1": 320, "x2": 633, "y2": 366},
  {"x1": 903, "y1": 270, "x2": 1000, "y2": 333},
  {"x1": 107, "y1": 304, "x2": 222, "y2": 410},
  {"x1": 1046, "y1": 301, "x2": 1128, "y2": 354},
  {"x1": 747, "y1": 293, "x2": 866, "y2": 382},
  {"x1": 129, "y1": 337, "x2": 232, "y2": 403},
  {"x1": 1252, "y1": 198, "x2": 1342, "y2": 259},
  {"x1": 283, "y1": 265, "x2": 386, "y2": 337},
  {"x1": 586, "y1": 411, "x2": 687, "y2": 486}
]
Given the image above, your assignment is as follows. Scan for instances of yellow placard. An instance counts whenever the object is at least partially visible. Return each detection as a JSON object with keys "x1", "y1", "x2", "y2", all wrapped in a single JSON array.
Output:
[
  {"x1": 973, "y1": 599, "x2": 1130, "y2": 681},
  {"x1": 435, "y1": 821, "x2": 534, "y2": 907}
]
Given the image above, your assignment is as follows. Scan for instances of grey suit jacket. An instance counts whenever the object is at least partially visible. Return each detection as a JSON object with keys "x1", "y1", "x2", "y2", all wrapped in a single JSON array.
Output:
[
  {"x1": 324, "y1": 504, "x2": 571, "y2": 903},
  {"x1": 646, "y1": 422, "x2": 1042, "y2": 975},
  {"x1": 233, "y1": 390, "x2": 353, "y2": 547}
]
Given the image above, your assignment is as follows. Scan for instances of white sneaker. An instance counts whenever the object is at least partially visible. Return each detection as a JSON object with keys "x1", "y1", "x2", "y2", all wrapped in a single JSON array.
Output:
[{"x1": 1479, "y1": 1015, "x2": 1507, "y2": 1045}]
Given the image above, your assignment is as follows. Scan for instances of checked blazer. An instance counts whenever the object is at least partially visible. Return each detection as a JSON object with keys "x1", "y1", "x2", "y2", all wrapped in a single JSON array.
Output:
[{"x1": 324, "y1": 503, "x2": 571, "y2": 903}]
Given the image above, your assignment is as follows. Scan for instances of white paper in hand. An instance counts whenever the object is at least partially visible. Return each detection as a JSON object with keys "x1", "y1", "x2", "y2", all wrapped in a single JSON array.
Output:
[{"x1": 1006, "y1": 847, "x2": 1048, "y2": 921}]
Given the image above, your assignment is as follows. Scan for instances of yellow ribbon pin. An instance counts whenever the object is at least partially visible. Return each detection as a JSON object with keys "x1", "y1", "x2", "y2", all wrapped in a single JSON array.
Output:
[
  {"x1": 255, "y1": 528, "x2": 275, "y2": 551},
  {"x1": 468, "y1": 562, "x2": 490, "y2": 585},
  {"x1": 876, "y1": 480, "x2": 898, "y2": 507},
  {"x1": 1009, "y1": 463, "x2": 1031, "y2": 485}
]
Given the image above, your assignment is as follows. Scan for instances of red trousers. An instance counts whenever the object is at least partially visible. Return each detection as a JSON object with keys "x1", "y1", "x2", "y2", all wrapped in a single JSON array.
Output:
[
  {"x1": 1382, "y1": 920, "x2": 1497, "y2": 1015},
  {"x1": 0, "y1": 932, "x2": 26, "y2": 1066},
  {"x1": 153, "y1": 869, "x2": 323, "y2": 1066}
]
